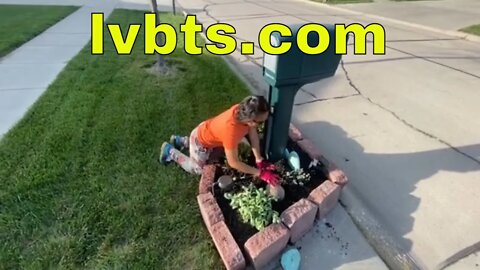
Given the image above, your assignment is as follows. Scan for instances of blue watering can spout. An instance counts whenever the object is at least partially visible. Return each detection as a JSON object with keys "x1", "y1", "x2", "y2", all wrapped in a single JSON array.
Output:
[{"x1": 284, "y1": 148, "x2": 300, "y2": 171}]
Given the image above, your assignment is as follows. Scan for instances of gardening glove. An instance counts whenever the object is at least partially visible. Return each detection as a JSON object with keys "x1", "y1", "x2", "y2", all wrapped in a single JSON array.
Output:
[
  {"x1": 259, "y1": 169, "x2": 280, "y2": 186},
  {"x1": 256, "y1": 160, "x2": 276, "y2": 171}
]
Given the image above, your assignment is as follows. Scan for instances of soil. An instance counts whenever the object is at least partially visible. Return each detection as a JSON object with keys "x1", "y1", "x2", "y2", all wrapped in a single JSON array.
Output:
[{"x1": 211, "y1": 138, "x2": 328, "y2": 249}]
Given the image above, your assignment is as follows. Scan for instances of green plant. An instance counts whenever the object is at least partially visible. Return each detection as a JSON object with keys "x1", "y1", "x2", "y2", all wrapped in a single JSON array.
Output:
[
  {"x1": 280, "y1": 168, "x2": 311, "y2": 186},
  {"x1": 224, "y1": 183, "x2": 280, "y2": 230},
  {"x1": 273, "y1": 160, "x2": 312, "y2": 186}
]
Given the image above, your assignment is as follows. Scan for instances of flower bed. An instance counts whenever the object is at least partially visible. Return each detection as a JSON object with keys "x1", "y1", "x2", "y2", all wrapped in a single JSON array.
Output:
[
  {"x1": 197, "y1": 124, "x2": 347, "y2": 270},
  {"x1": 212, "y1": 138, "x2": 328, "y2": 250}
]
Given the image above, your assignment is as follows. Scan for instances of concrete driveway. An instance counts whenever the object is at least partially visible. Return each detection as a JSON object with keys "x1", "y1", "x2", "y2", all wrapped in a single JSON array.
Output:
[{"x1": 174, "y1": 0, "x2": 480, "y2": 268}]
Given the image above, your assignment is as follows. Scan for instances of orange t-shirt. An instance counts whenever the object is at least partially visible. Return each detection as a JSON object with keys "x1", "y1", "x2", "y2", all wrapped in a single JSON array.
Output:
[{"x1": 197, "y1": 104, "x2": 250, "y2": 150}]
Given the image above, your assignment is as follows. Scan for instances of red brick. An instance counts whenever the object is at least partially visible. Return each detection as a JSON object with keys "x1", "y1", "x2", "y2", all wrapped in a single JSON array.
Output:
[
  {"x1": 244, "y1": 223, "x2": 290, "y2": 269},
  {"x1": 308, "y1": 180, "x2": 341, "y2": 219},
  {"x1": 197, "y1": 193, "x2": 224, "y2": 232},
  {"x1": 288, "y1": 123, "x2": 303, "y2": 142},
  {"x1": 199, "y1": 164, "x2": 216, "y2": 194},
  {"x1": 296, "y1": 139, "x2": 336, "y2": 177},
  {"x1": 210, "y1": 221, "x2": 246, "y2": 270},
  {"x1": 326, "y1": 163, "x2": 349, "y2": 187},
  {"x1": 280, "y1": 198, "x2": 318, "y2": 243}
]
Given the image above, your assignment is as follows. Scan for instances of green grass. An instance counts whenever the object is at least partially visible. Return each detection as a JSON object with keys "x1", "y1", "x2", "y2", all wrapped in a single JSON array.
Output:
[
  {"x1": 459, "y1": 24, "x2": 480, "y2": 36},
  {"x1": 0, "y1": 9, "x2": 249, "y2": 269},
  {"x1": 0, "y1": 4, "x2": 79, "y2": 57}
]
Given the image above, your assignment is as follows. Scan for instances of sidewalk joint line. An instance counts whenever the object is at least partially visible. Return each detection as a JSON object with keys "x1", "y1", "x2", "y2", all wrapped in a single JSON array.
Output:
[{"x1": 385, "y1": 45, "x2": 480, "y2": 80}]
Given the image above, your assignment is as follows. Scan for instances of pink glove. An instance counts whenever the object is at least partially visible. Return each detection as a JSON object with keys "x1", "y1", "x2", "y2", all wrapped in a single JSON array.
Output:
[
  {"x1": 256, "y1": 160, "x2": 276, "y2": 171},
  {"x1": 259, "y1": 169, "x2": 280, "y2": 186}
]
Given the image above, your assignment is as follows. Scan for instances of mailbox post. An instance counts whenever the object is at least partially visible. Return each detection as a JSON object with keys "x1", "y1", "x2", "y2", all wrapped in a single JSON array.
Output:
[{"x1": 262, "y1": 23, "x2": 346, "y2": 161}]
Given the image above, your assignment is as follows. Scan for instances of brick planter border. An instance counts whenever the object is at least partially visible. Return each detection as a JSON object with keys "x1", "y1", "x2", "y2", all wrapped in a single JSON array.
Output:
[{"x1": 197, "y1": 123, "x2": 348, "y2": 270}]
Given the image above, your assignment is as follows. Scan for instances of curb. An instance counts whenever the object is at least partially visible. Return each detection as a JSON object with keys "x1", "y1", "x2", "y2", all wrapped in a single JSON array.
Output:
[
  {"x1": 298, "y1": 0, "x2": 480, "y2": 44},
  {"x1": 197, "y1": 125, "x2": 347, "y2": 269}
]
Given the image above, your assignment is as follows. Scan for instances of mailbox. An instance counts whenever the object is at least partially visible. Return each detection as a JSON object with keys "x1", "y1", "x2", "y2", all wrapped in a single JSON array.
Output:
[
  {"x1": 263, "y1": 24, "x2": 342, "y2": 87},
  {"x1": 262, "y1": 23, "x2": 345, "y2": 161}
]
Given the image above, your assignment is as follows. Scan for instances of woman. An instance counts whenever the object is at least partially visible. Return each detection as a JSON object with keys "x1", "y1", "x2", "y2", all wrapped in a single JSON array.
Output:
[{"x1": 159, "y1": 95, "x2": 279, "y2": 185}]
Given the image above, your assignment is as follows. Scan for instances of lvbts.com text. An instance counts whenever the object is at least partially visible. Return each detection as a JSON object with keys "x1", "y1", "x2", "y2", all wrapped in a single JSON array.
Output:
[{"x1": 91, "y1": 14, "x2": 386, "y2": 55}]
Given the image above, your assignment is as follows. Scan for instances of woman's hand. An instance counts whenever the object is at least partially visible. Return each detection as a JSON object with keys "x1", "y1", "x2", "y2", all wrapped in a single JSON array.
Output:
[{"x1": 259, "y1": 169, "x2": 280, "y2": 186}]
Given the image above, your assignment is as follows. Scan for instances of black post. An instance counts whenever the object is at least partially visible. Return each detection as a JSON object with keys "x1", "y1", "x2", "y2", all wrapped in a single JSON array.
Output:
[{"x1": 150, "y1": 0, "x2": 166, "y2": 71}]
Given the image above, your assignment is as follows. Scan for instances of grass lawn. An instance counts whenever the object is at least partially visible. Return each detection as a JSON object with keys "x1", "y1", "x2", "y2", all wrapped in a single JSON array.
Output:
[
  {"x1": 0, "y1": 9, "x2": 249, "y2": 269},
  {"x1": 0, "y1": 4, "x2": 79, "y2": 57},
  {"x1": 459, "y1": 24, "x2": 480, "y2": 36}
]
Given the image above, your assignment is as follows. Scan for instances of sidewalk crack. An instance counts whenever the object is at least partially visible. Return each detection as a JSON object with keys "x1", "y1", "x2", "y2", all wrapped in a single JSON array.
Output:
[
  {"x1": 202, "y1": 4, "x2": 220, "y2": 23},
  {"x1": 294, "y1": 94, "x2": 359, "y2": 106},
  {"x1": 300, "y1": 88, "x2": 317, "y2": 99},
  {"x1": 340, "y1": 60, "x2": 480, "y2": 166}
]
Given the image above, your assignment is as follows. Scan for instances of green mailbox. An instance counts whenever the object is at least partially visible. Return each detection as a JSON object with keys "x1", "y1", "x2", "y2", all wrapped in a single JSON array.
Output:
[{"x1": 262, "y1": 23, "x2": 346, "y2": 161}]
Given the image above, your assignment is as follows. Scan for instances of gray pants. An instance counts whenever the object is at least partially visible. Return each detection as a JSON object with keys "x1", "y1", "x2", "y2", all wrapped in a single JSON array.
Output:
[{"x1": 169, "y1": 122, "x2": 212, "y2": 175}]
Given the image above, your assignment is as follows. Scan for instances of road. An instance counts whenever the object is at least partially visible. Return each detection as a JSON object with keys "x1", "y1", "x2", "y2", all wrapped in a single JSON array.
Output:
[{"x1": 174, "y1": 0, "x2": 480, "y2": 268}]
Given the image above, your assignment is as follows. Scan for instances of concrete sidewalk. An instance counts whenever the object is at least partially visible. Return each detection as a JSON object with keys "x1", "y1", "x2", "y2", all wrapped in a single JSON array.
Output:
[
  {"x1": 293, "y1": 206, "x2": 388, "y2": 270},
  {"x1": 0, "y1": 0, "x2": 116, "y2": 137}
]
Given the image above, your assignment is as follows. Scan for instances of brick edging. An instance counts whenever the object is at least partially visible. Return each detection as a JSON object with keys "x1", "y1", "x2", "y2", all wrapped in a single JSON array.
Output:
[
  {"x1": 198, "y1": 164, "x2": 216, "y2": 195},
  {"x1": 197, "y1": 123, "x2": 348, "y2": 269},
  {"x1": 290, "y1": 124, "x2": 349, "y2": 187},
  {"x1": 197, "y1": 169, "x2": 246, "y2": 270},
  {"x1": 288, "y1": 122, "x2": 346, "y2": 219}
]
